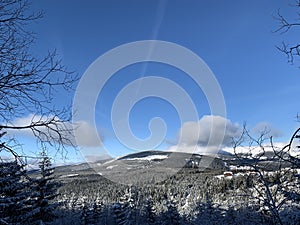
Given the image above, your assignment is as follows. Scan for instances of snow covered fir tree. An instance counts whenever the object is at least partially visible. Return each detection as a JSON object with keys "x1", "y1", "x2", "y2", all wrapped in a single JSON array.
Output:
[
  {"x1": 29, "y1": 151, "x2": 61, "y2": 224},
  {"x1": 1, "y1": 0, "x2": 300, "y2": 224},
  {"x1": 0, "y1": 160, "x2": 32, "y2": 224},
  {"x1": 45, "y1": 127, "x2": 299, "y2": 225},
  {"x1": 0, "y1": 151, "x2": 60, "y2": 225}
]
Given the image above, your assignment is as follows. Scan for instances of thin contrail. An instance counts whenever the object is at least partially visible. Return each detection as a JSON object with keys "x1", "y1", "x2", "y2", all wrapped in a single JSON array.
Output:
[{"x1": 135, "y1": 0, "x2": 168, "y2": 95}]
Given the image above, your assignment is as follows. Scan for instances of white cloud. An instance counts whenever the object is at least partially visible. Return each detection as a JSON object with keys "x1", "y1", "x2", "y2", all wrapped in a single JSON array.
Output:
[
  {"x1": 251, "y1": 122, "x2": 282, "y2": 138},
  {"x1": 72, "y1": 121, "x2": 102, "y2": 147},
  {"x1": 222, "y1": 141, "x2": 299, "y2": 158},
  {"x1": 5, "y1": 114, "x2": 102, "y2": 147},
  {"x1": 84, "y1": 154, "x2": 112, "y2": 162},
  {"x1": 7, "y1": 114, "x2": 45, "y2": 137},
  {"x1": 170, "y1": 115, "x2": 241, "y2": 153}
]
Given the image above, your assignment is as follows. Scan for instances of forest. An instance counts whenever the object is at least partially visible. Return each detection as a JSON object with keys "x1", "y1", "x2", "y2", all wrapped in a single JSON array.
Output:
[
  {"x1": 1, "y1": 144, "x2": 300, "y2": 224},
  {"x1": 1, "y1": 0, "x2": 300, "y2": 224}
]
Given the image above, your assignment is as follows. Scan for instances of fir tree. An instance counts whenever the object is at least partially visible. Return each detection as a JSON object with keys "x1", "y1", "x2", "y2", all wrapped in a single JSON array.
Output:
[
  {"x1": 0, "y1": 161, "x2": 33, "y2": 224},
  {"x1": 80, "y1": 203, "x2": 90, "y2": 225},
  {"x1": 112, "y1": 186, "x2": 139, "y2": 225},
  {"x1": 30, "y1": 151, "x2": 60, "y2": 224},
  {"x1": 163, "y1": 199, "x2": 180, "y2": 225},
  {"x1": 143, "y1": 198, "x2": 156, "y2": 224},
  {"x1": 112, "y1": 202, "x2": 128, "y2": 225},
  {"x1": 80, "y1": 202, "x2": 103, "y2": 225},
  {"x1": 92, "y1": 202, "x2": 103, "y2": 224}
]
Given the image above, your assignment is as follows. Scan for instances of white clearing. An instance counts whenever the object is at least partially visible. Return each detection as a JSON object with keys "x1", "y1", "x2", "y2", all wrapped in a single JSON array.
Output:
[
  {"x1": 106, "y1": 165, "x2": 118, "y2": 170},
  {"x1": 60, "y1": 173, "x2": 79, "y2": 178},
  {"x1": 125, "y1": 155, "x2": 168, "y2": 161}
]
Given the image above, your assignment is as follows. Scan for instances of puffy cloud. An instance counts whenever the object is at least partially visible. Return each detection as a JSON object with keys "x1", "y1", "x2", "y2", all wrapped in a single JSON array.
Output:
[
  {"x1": 169, "y1": 115, "x2": 241, "y2": 153},
  {"x1": 6, "y1": 114, "x2": 102, "y2": 147},
  {"x1": 223, "y1": 142, "x2": 288, "y2": 156},
  {"x1": 84, "y1": 154, "x2": 112, "y2": 162},
  {"x1": 251, "y1": 122, "x2": 282, "y2": 138},
  {"x1": 72, "y1": 121, "x2": 102, "y2": 147}
]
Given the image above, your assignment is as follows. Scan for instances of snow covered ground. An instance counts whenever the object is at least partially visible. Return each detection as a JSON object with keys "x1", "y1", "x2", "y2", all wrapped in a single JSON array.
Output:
[{"x1": 123, "y1": 154, "x2": 168, "y2": 161}]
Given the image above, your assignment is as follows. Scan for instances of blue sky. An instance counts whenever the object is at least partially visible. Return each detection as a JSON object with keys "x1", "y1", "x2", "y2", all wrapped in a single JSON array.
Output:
[{"x1": 11, "y1": 0, "x2": 300, "y2": 163}]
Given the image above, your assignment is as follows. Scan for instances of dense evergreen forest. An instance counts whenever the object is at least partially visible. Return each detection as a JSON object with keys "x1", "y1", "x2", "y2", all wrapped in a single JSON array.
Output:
[{"x1": 1, "y1": 154, "x2": 299, "y2": 225}]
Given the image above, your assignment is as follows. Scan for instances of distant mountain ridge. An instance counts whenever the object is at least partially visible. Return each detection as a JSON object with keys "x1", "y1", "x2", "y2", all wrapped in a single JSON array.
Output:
[
  {"x1": 118, "y1": 149, "x2": 233, "y2": 160},
  {"x1": 53, "y1": 149, "x2": 233, "y2": 174}
]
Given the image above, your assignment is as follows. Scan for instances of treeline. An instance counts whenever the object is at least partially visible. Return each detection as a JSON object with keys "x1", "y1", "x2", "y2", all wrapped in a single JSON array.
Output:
[
  {"x1": 56, "y1": 168, "x2": 300, "y2": 225},
  {"x1": 0, "y1": 153, "x2": 60, "y2": 225},
  {"x1": 1, "y1": 156, "x2": 299, "y2": 224}
]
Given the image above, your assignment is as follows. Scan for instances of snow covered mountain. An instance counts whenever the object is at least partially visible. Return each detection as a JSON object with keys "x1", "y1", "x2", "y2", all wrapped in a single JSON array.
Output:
[{"x1": 53, "y1": 150, "x2": 231, "y2": 185}]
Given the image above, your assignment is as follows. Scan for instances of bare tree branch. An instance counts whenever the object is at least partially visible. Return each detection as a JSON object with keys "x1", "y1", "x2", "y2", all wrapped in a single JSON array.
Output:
[
  {"x1": 274, "y1": 5, "x2": 300, "y2": 65},
  {"x1": 0, "y1": 0, "x2": 78, "y2": 160},
  {"x1": 231, "y1": 126, "x2": 300, "y2": 224}
]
